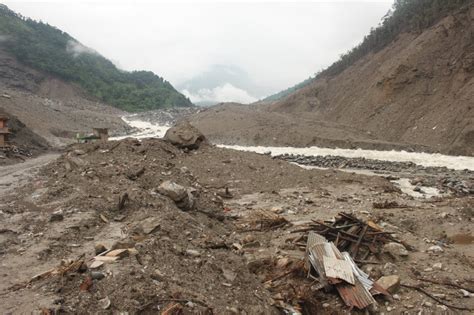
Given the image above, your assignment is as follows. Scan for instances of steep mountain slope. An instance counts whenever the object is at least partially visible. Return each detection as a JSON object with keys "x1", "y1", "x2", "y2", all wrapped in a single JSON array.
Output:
[
  {"x1": 190, "y1": 2, "x2": 474, "y2": 156},
  {"x1": 0, "y1": 4, "x2": 192, "y2": 111},
  {"x1": 271, "y1": 3, "x2": 474, "y2": 156},
  {"x1": 0, "y1": 48, "x2": 130, "y2": 147}
]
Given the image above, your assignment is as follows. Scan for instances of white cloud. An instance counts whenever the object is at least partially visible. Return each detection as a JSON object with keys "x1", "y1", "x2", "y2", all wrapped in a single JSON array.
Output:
[
  {"x1": 66, "y1": 40, "x2": 98, "y2": 57},
  {"x1": 182, "y1": 83, "x2": 258, "y2": 104}
]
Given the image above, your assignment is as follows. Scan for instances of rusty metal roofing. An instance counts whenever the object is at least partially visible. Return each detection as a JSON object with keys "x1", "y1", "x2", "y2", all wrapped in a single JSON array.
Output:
[{"x1": 336, "y1": 277, "x2": 376, "y2": 310}]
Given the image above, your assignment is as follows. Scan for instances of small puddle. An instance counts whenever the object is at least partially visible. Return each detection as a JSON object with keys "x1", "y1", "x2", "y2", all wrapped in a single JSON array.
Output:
[
  {"x1": 392, "y1": 178, "x2": 442, "y2": 199},
  {"x1": 449, "y1": 234, "x2": 474, "y2": 245}
]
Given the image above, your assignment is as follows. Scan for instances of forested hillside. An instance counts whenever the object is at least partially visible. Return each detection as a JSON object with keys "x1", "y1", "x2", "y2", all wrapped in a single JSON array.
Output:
[
  {"x1": 0, "y1": 4, "x2": 192, "y2": 111},
  {"x1": 266, "y1": 0, "x2": 471, "y2": 102},
  {"x1": 262, "y1": 76, "x2": 314, "y2": 102}
]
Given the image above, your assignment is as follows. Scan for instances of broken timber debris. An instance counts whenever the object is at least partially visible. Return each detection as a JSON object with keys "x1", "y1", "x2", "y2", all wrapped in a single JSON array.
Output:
[{"x1": 302, "y1": 212, "x2": 406, "y2": 261}]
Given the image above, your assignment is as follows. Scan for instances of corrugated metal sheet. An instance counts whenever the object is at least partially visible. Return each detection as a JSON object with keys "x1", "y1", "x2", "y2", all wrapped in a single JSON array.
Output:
[
  {"x1": 305, "y1": 233, "x2": 377, "y2": 310},
  {"x1": 336, "y1": 276, "x2": 376, "y2": 310},
  {"x1": 342, "y1": 252, "x2": 373, "y2": 291},
  {"x1": 306, "y1": 232, "x2": 327, "y2": 253},
  {"x1": 323, "y1": 256, "x2": 355, "y2": 285}
]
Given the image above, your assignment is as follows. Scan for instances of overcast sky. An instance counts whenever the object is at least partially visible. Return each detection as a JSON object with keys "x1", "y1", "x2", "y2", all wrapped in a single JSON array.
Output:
[{"x1": 3, "y1": 0, "x2": 393, "y2": 103}]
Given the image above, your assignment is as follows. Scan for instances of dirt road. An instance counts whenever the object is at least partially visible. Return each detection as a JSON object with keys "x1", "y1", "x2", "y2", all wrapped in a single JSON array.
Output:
[{"x1": 0, "y1": 153, "x2": 60, "y2": 196}]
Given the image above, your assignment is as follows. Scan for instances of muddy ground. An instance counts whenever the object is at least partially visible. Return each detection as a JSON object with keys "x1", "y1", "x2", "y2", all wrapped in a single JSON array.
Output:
[{"x1": 0, "y1": 138, "x2": 472, "y2": 314}]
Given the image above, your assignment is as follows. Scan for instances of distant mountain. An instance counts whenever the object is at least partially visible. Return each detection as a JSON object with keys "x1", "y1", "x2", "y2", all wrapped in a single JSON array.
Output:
[{"x1": 0, "y1": 4, "x2": 192, "y2": 111}]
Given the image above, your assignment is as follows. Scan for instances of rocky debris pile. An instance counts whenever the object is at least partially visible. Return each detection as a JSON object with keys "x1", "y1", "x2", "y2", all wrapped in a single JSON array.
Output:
[
  {"x1": 0, "y1": 109, "x2": 49, "y2": 165},
  {"x1": 10, "y1": 137, "x2": 281, "y2": 313},
  {"x1": 410, "y1": 176, "x2": 474, "y2": 196},
  {"x1": 164, "y1": 120, "x2": 207, "y2": 150},
  {"x1": 275, "y1": 153, "x2": 473, "y2": 176},
  {"x1": 0, "y1": 145, "x2": 34, "y2": 165}
]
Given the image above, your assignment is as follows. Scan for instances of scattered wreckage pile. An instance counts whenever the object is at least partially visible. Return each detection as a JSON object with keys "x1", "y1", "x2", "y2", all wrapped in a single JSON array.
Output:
[
  {"x1": 3, "y1": 122, "x2": 277, "y2": 314},
  {"x1": 0, "y1": 144, "x2": 34, "y2": 164},
  {"x1": 263, "y1": 212, "x2": 473, "y2": 313},
  {"x1": 2, "y1": 121, "x2": 473, "y2": 314}
]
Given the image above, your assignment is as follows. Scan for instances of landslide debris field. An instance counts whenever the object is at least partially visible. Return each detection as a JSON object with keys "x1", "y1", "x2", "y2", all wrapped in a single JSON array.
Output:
[
  {"x1": 0, "y1": 128, "x2": 473, "y2": 314},
  {"x1": 0, "y1": 49, "x2": 130, "y2": 148},
  {"x1": 185, "y1": 3, "x2": 474, "y2": 157}
]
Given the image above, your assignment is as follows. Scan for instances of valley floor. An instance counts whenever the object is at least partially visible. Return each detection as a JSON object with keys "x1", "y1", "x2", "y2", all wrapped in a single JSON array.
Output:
[{"x1": 0, "y1": 136, "x2": 472, "y2": 314}]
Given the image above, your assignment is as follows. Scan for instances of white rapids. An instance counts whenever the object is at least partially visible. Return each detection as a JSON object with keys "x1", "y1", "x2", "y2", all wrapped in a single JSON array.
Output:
[
  {"x1": 219, "y1": 145, "x2": 474, "y2": 171},
  {"x1": 111, "y1": 115, "x2": 171, "y2": 140}
]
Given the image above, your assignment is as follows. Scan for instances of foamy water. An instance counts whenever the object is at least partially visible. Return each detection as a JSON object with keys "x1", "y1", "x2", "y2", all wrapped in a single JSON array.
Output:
[
  {"x1": 219, "y1": 145, "x2": 474, "y2": 171},
  {"x1": 110, "y1": 115, "x2": 170, "y2": 140},
  {"x1": 113, "y1": 117, "x2": 474, "y2": 171}
]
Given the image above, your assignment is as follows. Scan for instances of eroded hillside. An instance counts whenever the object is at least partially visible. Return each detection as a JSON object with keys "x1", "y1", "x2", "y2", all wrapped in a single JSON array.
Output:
[{"x1": 271, "y1": 4, "x2": 474, "y2": 155}]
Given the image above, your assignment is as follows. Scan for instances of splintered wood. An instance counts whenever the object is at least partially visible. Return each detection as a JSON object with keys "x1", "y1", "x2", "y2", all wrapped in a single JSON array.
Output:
[{"x1": 304, "y1": 212, "x2": 398, "y2": 261}]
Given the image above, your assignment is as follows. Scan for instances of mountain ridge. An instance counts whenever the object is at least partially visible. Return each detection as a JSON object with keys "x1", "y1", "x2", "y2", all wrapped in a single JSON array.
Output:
[{"x1": 0, "y1": 4, "x2": 192, "y2": 111}]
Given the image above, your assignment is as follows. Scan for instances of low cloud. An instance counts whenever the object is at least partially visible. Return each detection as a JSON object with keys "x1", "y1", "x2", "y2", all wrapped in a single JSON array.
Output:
[
  {"x1": 66, "y1": 40, "x2": 98, "y2": 57},
  {"x1": 182, "y1": 83, "x2": 258, "y2": 105}
]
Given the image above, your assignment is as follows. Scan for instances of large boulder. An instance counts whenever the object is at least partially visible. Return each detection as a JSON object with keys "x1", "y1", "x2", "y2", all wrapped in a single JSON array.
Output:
[{"x1": 164, "y1": 121, "x2": 206, "y2": 150}]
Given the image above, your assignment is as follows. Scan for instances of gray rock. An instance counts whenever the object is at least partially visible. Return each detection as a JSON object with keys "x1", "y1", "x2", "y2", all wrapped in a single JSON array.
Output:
[
  {"x1": 158, "y1": 181, "x2": 187, "y2": 201},
  {"x1": 158, "y1": 181, "x2": 196, "y2": 211},
  {"x1": 376, "y1": 275, "x2": 400, "y2": 294},
  {"x1": 427, "y1": 245, "x2": 444, "y2": 253},
  {"x1": 49, "y1": 212, "x2": 64, "y2": 222},
  {"x1": 90, "y1": 271, "x2": 105, "y2": 280},
  {"x1": 164, "y1": 121, "x2": 206, "y2": 150},
  {"x1": 141, "y1": 217, "x2": 161, "y2": 234},
  {"x1": 383, "y1": 242, "x2": 409, "y2": 259}
]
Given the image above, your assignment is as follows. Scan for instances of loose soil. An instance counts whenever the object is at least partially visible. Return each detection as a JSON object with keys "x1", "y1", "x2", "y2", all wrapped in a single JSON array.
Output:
[{"x1": 0, "y1": 138, "x2": 472, "y2": 314}]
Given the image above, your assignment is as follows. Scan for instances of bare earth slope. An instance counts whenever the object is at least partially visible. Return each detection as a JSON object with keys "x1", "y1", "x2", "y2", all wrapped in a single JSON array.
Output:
[
  {"x1": 189, "y1": 103, "x2": 432, "y2": 152},
  {"x1": 0, "y1": 49, "x2": 129, "y2": 147},
  {"x1": 190, "y1": 5, "x2": 473, "y2": 156}
]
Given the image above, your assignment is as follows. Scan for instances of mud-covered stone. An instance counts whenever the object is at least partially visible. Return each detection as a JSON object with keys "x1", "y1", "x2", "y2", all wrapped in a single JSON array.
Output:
[{"x1": 164, "y1": 120, "x2": 206, "y2": 150}]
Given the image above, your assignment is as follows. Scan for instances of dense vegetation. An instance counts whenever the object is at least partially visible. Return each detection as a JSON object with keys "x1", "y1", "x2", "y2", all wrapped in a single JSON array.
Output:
[
  {"x1": 265, "y1": 0, "x2": 470, "y2": 102},
  {"x1": 262, "y1": 76, "x2": 314, "y2": 102},
  {"x1": 0, "y1": 4, "x2": 192, "y2": 111}
]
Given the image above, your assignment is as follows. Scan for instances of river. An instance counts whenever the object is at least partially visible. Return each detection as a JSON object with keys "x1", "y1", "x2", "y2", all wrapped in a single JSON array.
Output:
[{"x1": 113, "y1": 116, "x2": 474, "y2": 172}]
